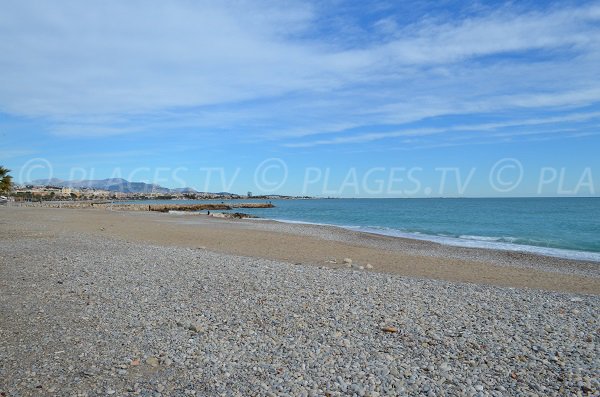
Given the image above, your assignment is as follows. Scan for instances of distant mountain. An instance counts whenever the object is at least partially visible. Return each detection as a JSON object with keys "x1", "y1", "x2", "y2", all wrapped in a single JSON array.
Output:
[
  {"x1": 30, "y1": 178, "x2": 198, "y2": 194},
  {"x1": 32, "y1": 178, "x2": 66, "y2": 186},
  {"x1": 171, "y1": 187, "x2": 200, "y2": 194}
]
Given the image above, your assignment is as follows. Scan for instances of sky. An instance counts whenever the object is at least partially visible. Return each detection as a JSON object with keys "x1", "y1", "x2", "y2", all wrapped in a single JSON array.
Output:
[{"x1": 1, "y1": 0, "x2": 599, "y2": 197}]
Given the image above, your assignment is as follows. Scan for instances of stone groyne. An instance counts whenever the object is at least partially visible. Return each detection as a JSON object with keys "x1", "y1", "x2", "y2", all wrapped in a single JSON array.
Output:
[{"x1": 7, "y1": 201, "x2": 275, "y2": 212}]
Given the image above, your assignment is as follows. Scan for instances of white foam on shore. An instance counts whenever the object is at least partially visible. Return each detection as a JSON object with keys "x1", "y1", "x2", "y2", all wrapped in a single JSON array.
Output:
[{"x1": 262, "y1": 217, "x2": 600, "y2": 263}]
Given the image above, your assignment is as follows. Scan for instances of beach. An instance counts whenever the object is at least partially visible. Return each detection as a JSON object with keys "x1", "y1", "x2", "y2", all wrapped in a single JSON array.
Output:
[
  {"x1": 2, "y1": 206, "x2": 599, "y2": 294},
  {"x1": 1, "y1": 207, "x2": 599, "y2": 396}
]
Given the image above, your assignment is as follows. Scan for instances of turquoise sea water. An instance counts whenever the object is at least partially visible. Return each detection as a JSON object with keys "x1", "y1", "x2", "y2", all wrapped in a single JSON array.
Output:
[{"x1": 132, "y1": 198, "x2": 600, "y2": 261}]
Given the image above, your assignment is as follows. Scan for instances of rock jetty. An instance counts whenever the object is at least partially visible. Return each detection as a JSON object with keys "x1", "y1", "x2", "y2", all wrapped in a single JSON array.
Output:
[{"x1": 6, "y1": 201, "x2": 275, "y2": 212}]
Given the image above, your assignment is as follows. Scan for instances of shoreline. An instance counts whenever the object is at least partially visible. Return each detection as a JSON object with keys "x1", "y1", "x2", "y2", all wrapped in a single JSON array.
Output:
[
  {"x1": 7, "y1": 199, "x2": 600, "y2": 262},
  {"x1": 2, "y1": 206, "x2": 599, "y2": 294},
  {"x1": 239, "y1": 217, "x2": 600, "y2": 280},
  {"x1": 2, "y1": 222, "x2": 598, "y2": 395},
  {"x1": 243, "y1": 216, "x2": 600, "y2": 263},
  {"x1": 2, "y1": 205, "x2": 599, "y2": 395}
]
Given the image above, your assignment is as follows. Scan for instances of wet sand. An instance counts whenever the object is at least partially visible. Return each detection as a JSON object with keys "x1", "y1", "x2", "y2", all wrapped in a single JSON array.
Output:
[{"x1": 1, "y1": 206, "x2": 599, "y2": 294}]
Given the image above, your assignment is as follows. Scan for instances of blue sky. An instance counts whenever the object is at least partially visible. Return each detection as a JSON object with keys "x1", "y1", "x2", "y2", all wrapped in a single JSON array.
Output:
[{"x1": 1, "y1": 0, "x2": 599, "y2": 197}]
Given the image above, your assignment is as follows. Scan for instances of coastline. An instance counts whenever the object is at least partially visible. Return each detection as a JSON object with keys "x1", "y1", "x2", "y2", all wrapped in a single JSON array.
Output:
[
  {"x1": 9, "y1": 199, "x2": 600, "y2": 262},
  {"x1": 246, "y1": 216, "x2": 600, "y2": 263},
  {"x1": 2, "y1": 206, "x2": 599, "y2": 395},
  {"x1": 2, "y1": 206, "x2": 599, "y2": 294}
]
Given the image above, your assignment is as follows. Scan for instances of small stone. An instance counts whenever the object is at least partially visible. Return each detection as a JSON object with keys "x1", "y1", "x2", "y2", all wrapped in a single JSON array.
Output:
[
  {"x1": 188, "y1": 323, "x2": 204, "y2": 333},
  {"x1": 343, "y1": 258, "x2": 352, "y2": 264},
  {"x1": 440, "y1": 363, "x2": 451, "y2": 372},
  {"x1": 365, "y1": 263, "x2": 373, "y2": 269},
  {"x1": 146, "y1": 357, "x2": 159, "y2": 367},
  {"x1": 130, "y1": 359, "x2": 140, "y2": 366}
]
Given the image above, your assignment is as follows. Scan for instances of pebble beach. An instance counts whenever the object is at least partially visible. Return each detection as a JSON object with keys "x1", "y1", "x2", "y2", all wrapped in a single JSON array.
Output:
[{"x1": 1, "y1": 207, "x2": 599, "y2": 396}]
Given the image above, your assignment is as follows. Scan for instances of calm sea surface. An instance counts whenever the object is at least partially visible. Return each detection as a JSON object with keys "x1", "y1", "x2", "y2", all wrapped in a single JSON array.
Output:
[{"x1": 128, "y1": 197, "x2": 600, "y2": 261}]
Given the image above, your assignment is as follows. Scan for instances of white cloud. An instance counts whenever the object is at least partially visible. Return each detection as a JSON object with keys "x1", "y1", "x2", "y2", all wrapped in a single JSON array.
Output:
[
  {"x1": 0, "y1": 1, "x2": 321, "y2": 117},
  {"x1": 284, "y1": 110, "x2": 600, "y2": 147},
  {"x1": 0, "y1": 149, "x2": 38, "y2": 159},
  {"x1": 0, "y1": 0, "x2": 599, "y2": 142},
  {"x1": 375, "y1": 4, "x2": 600, "y2": 65}
]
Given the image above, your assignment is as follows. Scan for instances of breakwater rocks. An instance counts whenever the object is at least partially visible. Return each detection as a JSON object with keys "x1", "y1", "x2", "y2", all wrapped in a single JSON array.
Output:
[
  {"x1": 149, "y1": 203, "x2": 274, "y2": 212},
  {"x1": 208, "y1": 212, "x2": 258, "y2": 219},
  {"x1": 149, "y1": 203, "x2": 231, "y2": 212},
  {"x1": 7, "y1": 201, "x2": 274, "y2": 212},
  {"x1": 166, "y1": 210, "x2": 257, "y2": 219}
]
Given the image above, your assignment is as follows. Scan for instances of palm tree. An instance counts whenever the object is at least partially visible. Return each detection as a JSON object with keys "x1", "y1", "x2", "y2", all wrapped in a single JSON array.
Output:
[{"x1": 0, "y1": 166, "x2": 13, "y2": 194}]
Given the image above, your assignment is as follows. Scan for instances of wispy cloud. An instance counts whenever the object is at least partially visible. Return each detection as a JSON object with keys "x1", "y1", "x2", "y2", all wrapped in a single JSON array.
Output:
[
  {"x1": 283, "y1": 111, "x2": 600, "y2": 147},
  {"x1": 372, "y1": 4, "x2": 600, "y2": 65},
  {"x1": 0, "y1": 0, "x2": 599, "y2": 148},
  {"x1": 0, "y1": 149, "x2": 38, "y2": 160}
]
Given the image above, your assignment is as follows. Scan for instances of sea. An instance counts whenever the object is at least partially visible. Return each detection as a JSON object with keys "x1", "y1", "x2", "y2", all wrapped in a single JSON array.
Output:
[{"x1": 128, "y1": 197, "x2": 600, "y2": 262}]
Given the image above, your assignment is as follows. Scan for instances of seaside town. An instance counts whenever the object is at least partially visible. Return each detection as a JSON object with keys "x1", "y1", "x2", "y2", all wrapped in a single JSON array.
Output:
[
  {"x1": 6, "y1": 183, "x2": 308, "y2": 202},
  {"x1": 8, "y1": 184, "x2": 231, "y2": 201}
]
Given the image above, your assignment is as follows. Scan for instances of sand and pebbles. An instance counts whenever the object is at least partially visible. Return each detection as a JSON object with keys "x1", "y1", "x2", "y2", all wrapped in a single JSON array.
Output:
[{"x1": 1, "y1": 207, "x2": 598, "y2": 396}]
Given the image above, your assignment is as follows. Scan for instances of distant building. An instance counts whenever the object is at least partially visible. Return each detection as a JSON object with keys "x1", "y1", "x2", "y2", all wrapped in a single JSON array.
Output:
[{"x1": 247, "y1": 191, "x2": 252, "y2": 197}]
